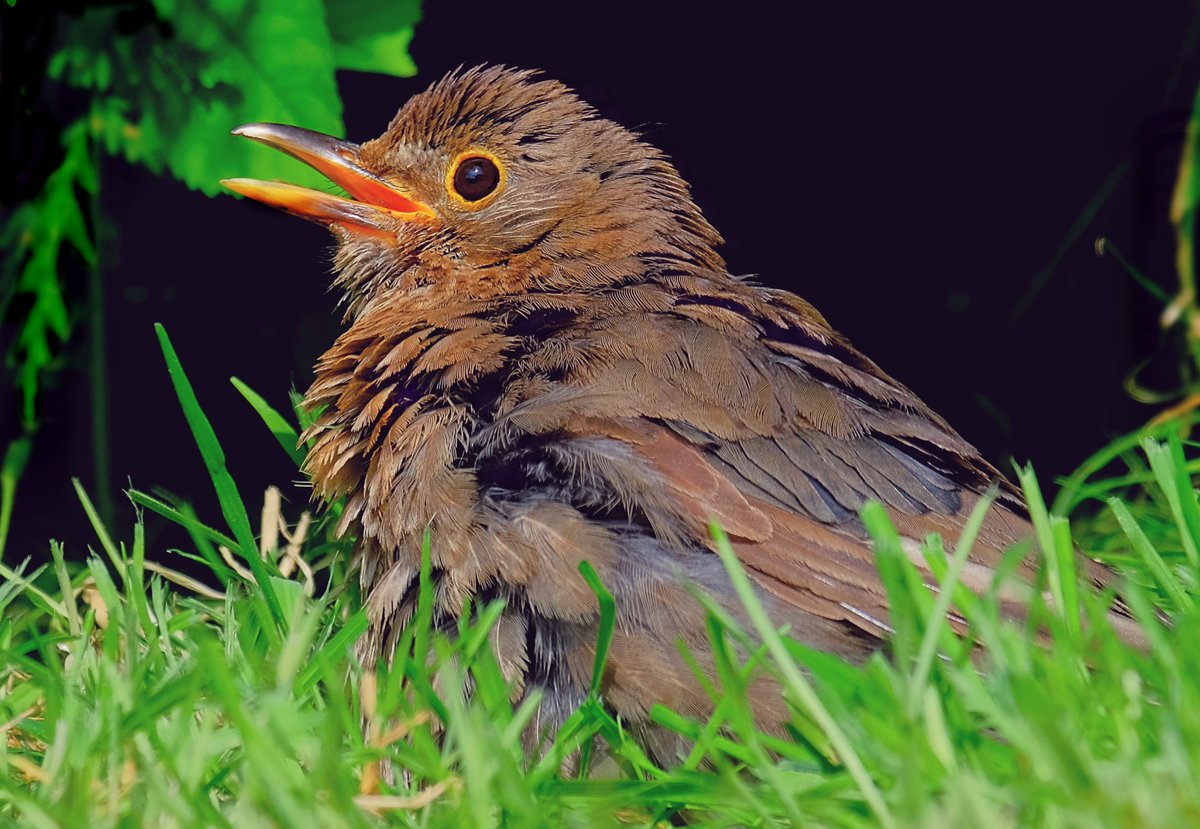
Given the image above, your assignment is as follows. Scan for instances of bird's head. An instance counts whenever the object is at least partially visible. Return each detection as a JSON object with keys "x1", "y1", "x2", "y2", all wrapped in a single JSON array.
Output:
[{"x1": 224, "y1": 66, "x2": 724, "y2": 317}]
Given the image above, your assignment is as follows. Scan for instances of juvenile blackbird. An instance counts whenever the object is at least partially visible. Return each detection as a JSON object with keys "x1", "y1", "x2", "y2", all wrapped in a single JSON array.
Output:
[{"x1": 223, "y1": 66, "x2": 1118, "y2": 745}]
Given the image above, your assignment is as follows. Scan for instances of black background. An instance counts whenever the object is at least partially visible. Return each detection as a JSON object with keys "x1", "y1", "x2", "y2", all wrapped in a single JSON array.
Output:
[{"x1": 6, "y1": 1, "x2": 1200, "y2": 563}]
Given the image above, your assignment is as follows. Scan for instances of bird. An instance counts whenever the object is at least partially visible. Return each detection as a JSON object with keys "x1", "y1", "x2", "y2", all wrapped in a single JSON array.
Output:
[{"x1": 222, "y1": 65, "x2": 1127, "y2": 757}]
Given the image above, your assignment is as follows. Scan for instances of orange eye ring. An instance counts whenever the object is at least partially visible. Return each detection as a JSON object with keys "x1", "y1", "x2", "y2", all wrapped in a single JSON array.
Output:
[{"x1": 446, "y1": 149, "x2": 506, "y2": 209}]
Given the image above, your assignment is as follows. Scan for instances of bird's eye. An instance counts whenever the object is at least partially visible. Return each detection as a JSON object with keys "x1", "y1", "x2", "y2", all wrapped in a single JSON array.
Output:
[{"x1": 449, "y1": 152, "x2": 504, "y2": 207}]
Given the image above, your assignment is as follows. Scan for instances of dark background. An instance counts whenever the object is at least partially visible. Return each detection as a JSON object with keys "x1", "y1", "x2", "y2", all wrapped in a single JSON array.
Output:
[{"x1": 6, "y1": 2, "x2": 1200, "y2": 563}]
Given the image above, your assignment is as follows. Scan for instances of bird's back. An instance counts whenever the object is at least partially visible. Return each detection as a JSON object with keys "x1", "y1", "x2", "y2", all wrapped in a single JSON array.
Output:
[{"x1": 303, "y1": 259, "x2": 1048, "y2": 733}]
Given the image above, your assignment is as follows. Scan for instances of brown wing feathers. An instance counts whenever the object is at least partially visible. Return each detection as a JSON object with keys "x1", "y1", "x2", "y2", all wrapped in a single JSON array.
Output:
[{"x1": 305, "y1": 270, "x2": 1045, "y2": 677}]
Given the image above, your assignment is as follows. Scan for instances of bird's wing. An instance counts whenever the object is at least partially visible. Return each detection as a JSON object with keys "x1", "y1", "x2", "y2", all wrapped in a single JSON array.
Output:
[{"x1": 487, "y1": 279, "x2": 1099, "y2": 642}]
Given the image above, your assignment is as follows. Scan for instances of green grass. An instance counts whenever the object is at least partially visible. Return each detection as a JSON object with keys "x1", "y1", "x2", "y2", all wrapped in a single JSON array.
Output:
[{"x1": 3, "y1": 328, "x2": 1200, "y2": 828}]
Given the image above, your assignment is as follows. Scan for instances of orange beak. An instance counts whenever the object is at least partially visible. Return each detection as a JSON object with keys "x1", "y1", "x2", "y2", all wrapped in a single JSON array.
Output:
[{"x1": 221, "y1": 123, "x2": 433, "y2": 238}]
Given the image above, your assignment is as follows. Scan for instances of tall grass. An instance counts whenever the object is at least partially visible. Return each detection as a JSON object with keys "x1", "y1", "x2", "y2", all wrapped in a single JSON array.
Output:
[{"x1": 2, "y1": 326, "x2": 1200, "y2": 827}]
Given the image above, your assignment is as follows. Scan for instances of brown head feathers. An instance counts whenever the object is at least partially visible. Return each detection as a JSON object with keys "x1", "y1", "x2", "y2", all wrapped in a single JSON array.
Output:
[{"x1": 329, "y1": 66, "x2": 726, "y2": 316}]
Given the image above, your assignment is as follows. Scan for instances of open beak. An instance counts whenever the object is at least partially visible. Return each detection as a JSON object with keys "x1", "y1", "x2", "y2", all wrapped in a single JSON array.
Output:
[{"x1": 221, "y1": 123, "x2": 433, "y2": 238}]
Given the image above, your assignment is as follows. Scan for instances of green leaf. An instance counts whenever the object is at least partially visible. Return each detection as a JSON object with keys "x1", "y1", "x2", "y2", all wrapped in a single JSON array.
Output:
[
  {"x1": 1, "y1": 120, "x2": 97, "y2": 428},
  {"x1": 153, "y1": 0, "x2": 344, "y2": 194},
  {"x1": 49, "y1": 1, "x2": 423, "y2": 198},
  {"x1": 49, "y1": 0, "x2": 343, "y2": 194},
  {"x1": 332, "y1": 28, "x2": 417, "y2": 78},
  {"x1": 324, "y1": 0, "x2": 420, "y2": 77},
  {"x1": 324, "y1": 0, "x2": 420, "y2": 42}
]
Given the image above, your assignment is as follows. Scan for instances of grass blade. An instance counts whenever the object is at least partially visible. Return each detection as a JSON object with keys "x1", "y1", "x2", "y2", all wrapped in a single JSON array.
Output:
[
  {"x1": 578, "y1": 561, "x2": 615, "y2": 699},
  {"x1": 908, "y1": 488, "x2": 996, "y2": 712},
  {"x1": 709, "y1": 521, "x2": 896, "y2": 829},
  {"x1": 154, "y1": 323, "x2": 283, "y2": 631},
  {"x1": 0, "y1": 436, "x2": 31, "y2": 562},
  {"x1": 230, "y1": 377, "x2": 305, "y2": 468},
  {"x1": 1109, "y1": 497, "x2": 1194, "y2": 613}
]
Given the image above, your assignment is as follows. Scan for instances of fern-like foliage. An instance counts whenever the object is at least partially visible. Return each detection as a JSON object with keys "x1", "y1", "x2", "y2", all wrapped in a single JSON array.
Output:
[{"x1": 0, "y1": 0, "x2": 421, "y2": 551}]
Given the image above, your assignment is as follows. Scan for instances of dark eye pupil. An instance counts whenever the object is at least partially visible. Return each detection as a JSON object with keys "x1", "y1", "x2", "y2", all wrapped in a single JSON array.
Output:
[{"x1": 453, "y1": 156, "x2": 500, "y2": 202}]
